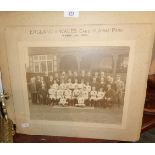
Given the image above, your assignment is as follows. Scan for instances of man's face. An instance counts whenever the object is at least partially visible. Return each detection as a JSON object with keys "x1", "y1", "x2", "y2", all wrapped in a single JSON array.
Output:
[
  {"x1": 55, "y1": 73, "x2": 58, "y2": 77},
  {"x1": 101, "y1": 72, "x2": 104, "y2": 76},
  {"x1": 107, "y1": 84, "x2": 111, "y2": 89},
  {"x1": 68, "y1": 79, "x2": 71, "y2": 83},
  {"x1": 107, "y1": 76, "x2": 111, "y2": 82},
  {"x1": 87, "y1": 72, "x2": 91, "y2": 76},
  {"x1": 81, "y1": 70, "x2": 85, "y2": 76},
  {"x1": 116, "y1": 76, "x2": 120, "y2": 81},
  {"x1": 92, "y1": 87, "x2": 95, "y2": 91},
  {"x1": 93, "y1": 78, "x2": 96, "y2": 82},
  {"x1": 74, "y1": 72, "x2": 77, "y2": 76},
  {"x1": 100, "y1": 77, "x2": 104, "y2": 82}
]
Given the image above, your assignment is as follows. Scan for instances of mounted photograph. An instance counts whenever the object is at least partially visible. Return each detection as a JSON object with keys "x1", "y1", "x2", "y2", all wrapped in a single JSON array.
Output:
[{"x1": 26, "y1": 46, "x2": 129, "y2": 124}]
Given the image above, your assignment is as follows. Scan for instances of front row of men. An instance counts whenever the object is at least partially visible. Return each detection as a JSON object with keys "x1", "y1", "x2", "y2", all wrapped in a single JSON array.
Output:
[{"x1": 48, "y1": 84, "x2": 118, "y2": 108}]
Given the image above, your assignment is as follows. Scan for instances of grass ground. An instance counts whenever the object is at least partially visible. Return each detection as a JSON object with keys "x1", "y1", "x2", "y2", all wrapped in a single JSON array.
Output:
[{"x1": 30, "y1": 103, "x2": 123, "y2": 124}]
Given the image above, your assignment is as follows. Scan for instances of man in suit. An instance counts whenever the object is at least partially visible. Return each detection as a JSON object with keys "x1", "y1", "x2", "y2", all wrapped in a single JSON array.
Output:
[
  {"x1": 29, "y1": 77, "x2": 37, "y2": 104},
  {"x1": 114, "y1": 75, "x2": 125, "y2": 106},
  {"x1": 104, "y1": 84, "x2": 116, "y2": 108}
]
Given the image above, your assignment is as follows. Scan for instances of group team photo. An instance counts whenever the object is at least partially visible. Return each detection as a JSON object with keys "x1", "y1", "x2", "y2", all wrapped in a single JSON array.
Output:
[{"x1": 25, "y1": 46, "x2": 129, "y2": 123}]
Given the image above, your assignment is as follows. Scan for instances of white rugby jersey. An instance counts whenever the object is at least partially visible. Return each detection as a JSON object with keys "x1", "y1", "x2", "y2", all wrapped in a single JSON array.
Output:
[
  {"x1": 72, "y1": 83, "x2": 79, "y2": 89},
  {"x1": 85, "y1": 85, "x2": 91, "y2": 92},
  {"x1": 81, "y1": 90, "x2": 89, "y2": 99},
  {"x1": 52, "y1": 83, "x2": 59, "y2": 90},
  {"x1": 57, "y1": 89, "x2": 64, "y2": 97},
  {"x1": 48, "y1": 88, "x2": 56, "y2": 95},
  {"x1": 78, "y1": 83, "x2": 85, "y2": 89},
  {"x1": 66, "y1": 83, "x2": 73, "y2": 89},
  {"x1": 73, "y1": 89, "x2": 80, "y2": 97},
  {"x1": 60, "y1": 83, "x2": 66, "y2": 90},
  {"x1": 64, "y1": 89, "x2": 72, "y2": 97},
  {"x1": 90, "y1": 91, "x2": 97, "y2": 97}
]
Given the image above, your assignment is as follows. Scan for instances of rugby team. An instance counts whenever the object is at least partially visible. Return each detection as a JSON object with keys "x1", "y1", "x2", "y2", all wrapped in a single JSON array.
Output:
[{"x1": 28, "y1": 70, "x2": 125, "y2": 108}]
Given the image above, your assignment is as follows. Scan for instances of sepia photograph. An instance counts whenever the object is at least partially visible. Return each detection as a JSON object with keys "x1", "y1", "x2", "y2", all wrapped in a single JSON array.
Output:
[{"x1": 25, "y1": 46, "x2": 129, "y2": 124}]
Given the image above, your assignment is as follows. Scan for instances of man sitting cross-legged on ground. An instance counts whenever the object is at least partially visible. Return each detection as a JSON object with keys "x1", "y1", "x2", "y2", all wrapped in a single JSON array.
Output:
[
  {"x1": 81, "y1": 86, "x2": 89, "y2": 106},
  {"x1": 59, "y1": 95, "x2": 68, "y2": 106},
  {"x1": 76, "y1": 92, "x2": 86, "y2": 107}
]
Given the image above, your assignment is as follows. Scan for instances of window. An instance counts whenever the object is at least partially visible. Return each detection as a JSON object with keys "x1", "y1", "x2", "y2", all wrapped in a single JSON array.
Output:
[{"x1": 29, "y1": 54, "x2": 56, "y2": 73}]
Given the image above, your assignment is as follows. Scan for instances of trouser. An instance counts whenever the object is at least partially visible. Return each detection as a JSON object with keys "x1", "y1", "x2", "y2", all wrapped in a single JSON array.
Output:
[
  {"x1": 73, "y1": 98, "x2": 78, "y2": 106},
  {"x1": 31, "y1": 93, "x2": 37, "y2": 103}
]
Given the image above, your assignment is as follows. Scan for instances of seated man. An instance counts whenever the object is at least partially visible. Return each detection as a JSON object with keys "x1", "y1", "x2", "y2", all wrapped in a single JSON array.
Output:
[
  {"x1": 85, "y1": 81, "x2": 91, "y2": 93},
  {"x1": 89, "y1": 86, "x2": 97, "y2": 107},
  {"x1": 81, "y1": 87, "x2": 89, "y2": 106},
  {"x1": 78, "y1": 79, "x2": 86, "y2": 90},
  {"x1": 64, "y1": 86, "x2": 72, "y2": 106},
  {"x1": 75, "y1": 93, "x2": 85, "y2": 107},
  {"x1": 52, "y1": 80, "x2": 59, "y2": 90},
  {"x1": 48, "y1": 85, "x2": 57, "y2": 105},
  {"x1": 72, "y1": 85, "x2": 80, "y2": 106},
  {"x1": 104, "y1": 84, "x2": 116, "y2": 108},
  {"x1": 59, "y1": 79, "x2": 66, "y2": 90},
  {"x1": 56, "y1": 86, "x2": 64, "y2": 105},
  {"x1": 66, "y1": 78, "x2": 73, "y2": 90},
  {"x1": 96, "y1": 88, "x2": 105, "y2": 108},
  {"x1": 72, "y1": 78, "x2": 79, "y2": 90},
  {"x1": 59, "y1": 95, "x2": 67, "y2": 106}
]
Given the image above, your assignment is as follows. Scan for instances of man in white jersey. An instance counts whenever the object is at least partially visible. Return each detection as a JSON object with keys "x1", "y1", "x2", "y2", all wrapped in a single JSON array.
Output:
[
  {"x1": 72, "y1": 85, "x2": 80, "y2": 106},
  {"x1": 64, "y1": 86, "x2": 72, "y2": 106},
  {"x1": 66, "y1": 78, "x2": 73, "y2": 90},
  {"x1": 56, "y1": 86, "x2": 64, "y2": 105},
  {"x1": 52, "y1": 80, "x2": 59, "y2": 90},
  {"x1": 81, "y1": 87, "x2": 89, "y2": 106},
  {"x1": 59, "y1": 80, "x2": 66, "y2": 90},
  {"x1": 48, "y1": 85, "x2": 56, "y2": 105}
]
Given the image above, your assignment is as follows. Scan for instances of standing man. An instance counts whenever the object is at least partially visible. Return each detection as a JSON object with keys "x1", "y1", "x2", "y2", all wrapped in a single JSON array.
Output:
[
  {"x1": 115, "y1": 75, "x2": 125, "y2": 106},
  {"x1": 29, "y1": 77, "x2": 37, "y2": 104}
]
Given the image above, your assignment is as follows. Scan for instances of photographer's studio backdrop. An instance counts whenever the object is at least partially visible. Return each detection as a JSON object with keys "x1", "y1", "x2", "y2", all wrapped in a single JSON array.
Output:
[{"x1": 0, "y1": 12, "x2": 155, "y2": 141}]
